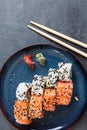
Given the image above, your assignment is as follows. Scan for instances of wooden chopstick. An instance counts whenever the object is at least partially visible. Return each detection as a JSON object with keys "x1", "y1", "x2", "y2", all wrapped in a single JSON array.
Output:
[
  {"x1": 27, "y1": 25, "x2": 87, "y2": 58},
  {"x1": 30, "y1": 21, "x2": 87, "y2": 48}
]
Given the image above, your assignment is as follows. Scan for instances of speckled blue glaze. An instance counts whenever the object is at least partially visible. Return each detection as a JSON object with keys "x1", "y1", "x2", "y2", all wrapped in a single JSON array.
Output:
[{"x1": 0, "y1": 44, "x2": 87, "y2": 130}]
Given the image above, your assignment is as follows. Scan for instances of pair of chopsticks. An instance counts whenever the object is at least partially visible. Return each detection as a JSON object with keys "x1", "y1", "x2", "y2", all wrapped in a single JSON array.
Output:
[{"x1": 27, "y1": 21, "x2": 87, "y2": 58}]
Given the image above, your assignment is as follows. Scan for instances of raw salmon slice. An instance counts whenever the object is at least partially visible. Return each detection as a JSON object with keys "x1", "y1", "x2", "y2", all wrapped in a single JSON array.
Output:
[
  {"x1": 55, "y1": 81, "x2": 73, "y2": 105},
  {"x1": 14, "y1": 100, "x2": 32, "y2": 125},
  {"x1": 43, "y1": 88, "x2": 56, "y2": 111},
  {"x1": 28, "y1": 95, "x2": 44, "y2": 119}
]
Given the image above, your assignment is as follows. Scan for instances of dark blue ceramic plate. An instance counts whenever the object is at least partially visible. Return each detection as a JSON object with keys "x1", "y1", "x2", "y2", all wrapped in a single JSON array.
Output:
[{"x1": 0, "y1": 44, "x2": 87, "y2": 130}]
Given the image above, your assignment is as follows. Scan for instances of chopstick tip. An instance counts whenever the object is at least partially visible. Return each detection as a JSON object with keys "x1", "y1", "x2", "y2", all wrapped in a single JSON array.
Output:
[
  {"x1": 27, "y1": 25, "x2": 30, "y2": 27},
  {"x1": 27, "y1": 25, "x2": 33, "y2": 30},
  {"x1": 30, "y1": 21, "x2": 34, "y2": 24}
]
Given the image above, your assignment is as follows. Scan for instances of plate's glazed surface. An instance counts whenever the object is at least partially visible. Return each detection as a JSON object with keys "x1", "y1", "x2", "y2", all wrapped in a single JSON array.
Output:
[{"x1": 0, "y1": 44, "x2": 87, "y2": 130}]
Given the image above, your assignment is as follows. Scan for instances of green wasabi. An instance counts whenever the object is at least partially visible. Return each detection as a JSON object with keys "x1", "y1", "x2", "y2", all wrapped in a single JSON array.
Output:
[{"x1": 35, "y1": 53, "x2": 46, "y2": 66}]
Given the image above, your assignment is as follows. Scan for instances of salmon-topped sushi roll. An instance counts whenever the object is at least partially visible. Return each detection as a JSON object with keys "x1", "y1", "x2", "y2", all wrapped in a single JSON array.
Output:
[
  {"x1": 43, "y1": 69, "x2": 59, "y2": 111},
  {"x1": 43, "y1": 88, "x2": 56, "y2": 111},
  {"x1": 14, "y1": 100, "x2": 32, "y2": 125},
  {"x1": 28, "y1": 75, "x2": 45, "y2": 119},
  {"x1": 56, "y1": 62, "x2": 73, "y2": 105},
  {"x1": 55, "y1": 81, "x2": 73, "y2": 105},
  {"x1": 29, "y1": 95, "x2": 44, "y2": 119}
]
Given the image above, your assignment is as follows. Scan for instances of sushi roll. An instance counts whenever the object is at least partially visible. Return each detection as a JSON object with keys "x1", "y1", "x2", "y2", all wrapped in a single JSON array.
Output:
[
  {"x1": 58, "y1": 62, "x2": 72, "y2": 81},
  {"x1": 14, "y1": 82, "x2": 32, "y2": 124},
  {"x1": 16, "y1": 82, "x2": 32, "y2": 101},
  {"x1": 43, "y1": 69, "x2": 58, "y2": 111},
  {"x1": 55, "y1": 81, "x2": 73, "y2": 105},
  {"x1": 43, "y1": 88, "x2": 56, "y2": 111},
  {"x1": 14, "y1": 100, "x2": 32, "y2": 125},
  {"x1": 56, "y1": 63, "x2": 73, "y2": 105},
  {"x1": 29, "y1": 95, "x2": 44, "y2": 119},
  {"x1": 28, "y1": 75, "x2": 45, "y2": 119}
]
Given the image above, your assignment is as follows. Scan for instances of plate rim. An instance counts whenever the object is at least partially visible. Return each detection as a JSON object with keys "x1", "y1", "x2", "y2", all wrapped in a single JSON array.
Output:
[{"x1": 0, "y1": 43, "x2": 87, "y2": 130}]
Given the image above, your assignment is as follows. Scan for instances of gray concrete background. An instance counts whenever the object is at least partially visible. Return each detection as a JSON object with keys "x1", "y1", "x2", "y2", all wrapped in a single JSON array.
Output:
[{"x1": 0, "y1": 0, "x2": 87, "y2": 130}]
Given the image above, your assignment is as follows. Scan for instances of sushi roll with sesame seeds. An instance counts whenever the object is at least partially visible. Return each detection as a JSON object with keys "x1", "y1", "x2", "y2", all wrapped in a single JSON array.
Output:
[
  {"x1": 56, "y1": 63, "x2": 73, "y2": 105},
  {"x1": 14, "y1": 100, "x2": 32, "y2": 125},
  {"x1": 58, "y1": 62, "x2": 72, "y2": 81},
  {"x1": 43, "y1": 88, "x2": 56, "y2": 111},
  {"x1": 43, "y1": 69, "x2": 58, "y2": 111},
  {"x1": 55, "y1": 81, "x2": 73, "y2": 105},
  {"x1": 16, "y1": 82, "x2": 32, "y2": 101},
  {"x1": 28, "y1": 95, "x2": 44, "y2": 119},
  {"x1": 28, "y1": 75, "x2": 45, "y2": 119},
  {"x1": 14, "y1": 82, "x2": 32, "y2": 124}
]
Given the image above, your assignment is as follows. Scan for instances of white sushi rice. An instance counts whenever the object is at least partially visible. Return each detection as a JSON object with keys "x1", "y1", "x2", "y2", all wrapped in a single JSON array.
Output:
[
  {"x1": 46, "y1": 68, "x2": 59, "y2": 88},
  {"x1": 31, "y1": 75, "x2": 46, "y2": 95},
  {"x1": 58, "y1": 62, "x2": 72, "y2": 81},
  {"x1": 16, "y1": 82, "x2": 32, "y2": 101}
]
